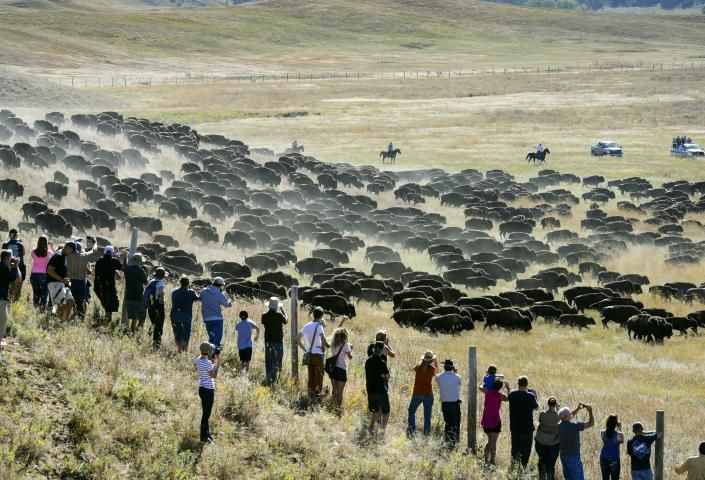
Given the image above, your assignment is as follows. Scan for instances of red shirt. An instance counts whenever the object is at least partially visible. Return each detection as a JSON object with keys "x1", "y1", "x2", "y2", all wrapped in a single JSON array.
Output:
[{"x1": 412, "y1": 364, "x2": 436, "y2": 395}]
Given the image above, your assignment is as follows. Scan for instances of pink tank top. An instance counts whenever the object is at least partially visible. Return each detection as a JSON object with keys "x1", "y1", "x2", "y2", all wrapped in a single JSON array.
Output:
[
  {"x1": 31, "y1": 248, "x2": 54, "y2": 274},
  {"x1": 481, "y1": 389, "x2": 503, "y2": 428}
]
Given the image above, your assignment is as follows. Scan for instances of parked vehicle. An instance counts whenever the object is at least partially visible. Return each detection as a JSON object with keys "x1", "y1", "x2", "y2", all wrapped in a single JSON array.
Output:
[
  {"x1": 670, "y1": 143, "x2": 705, "y2": 157},
  {"x1": 591, "y1": 140, "x2": 623, "y2": 157}
]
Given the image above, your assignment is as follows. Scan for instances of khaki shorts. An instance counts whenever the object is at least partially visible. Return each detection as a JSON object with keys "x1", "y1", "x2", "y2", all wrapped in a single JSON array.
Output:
[{"x1": 48, "y1": 282, "x2": 74, "y2": 306}]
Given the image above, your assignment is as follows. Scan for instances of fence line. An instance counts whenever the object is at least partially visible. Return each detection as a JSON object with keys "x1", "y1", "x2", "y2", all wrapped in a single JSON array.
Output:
[{"x1": 31, "y1": 59, "x2": 705, "y2": 89}]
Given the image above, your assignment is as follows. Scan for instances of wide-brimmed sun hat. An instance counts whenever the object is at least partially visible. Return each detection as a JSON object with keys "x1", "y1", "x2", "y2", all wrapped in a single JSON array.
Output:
[{"x1": 421, "y1": 350, "x2": 436, "y2": 362}]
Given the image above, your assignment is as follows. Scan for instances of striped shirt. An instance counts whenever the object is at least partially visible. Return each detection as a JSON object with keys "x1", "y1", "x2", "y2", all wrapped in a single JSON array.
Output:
[{"x1": 195, "y1": 356, "x2": 215, "y2": 390}]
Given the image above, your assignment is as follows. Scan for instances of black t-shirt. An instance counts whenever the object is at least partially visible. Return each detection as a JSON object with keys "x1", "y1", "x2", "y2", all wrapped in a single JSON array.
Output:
[
  {"x1": 261, "y1": 311, "x2": 287, "y2": 343},
  {"x1": 365, "y1": 354, "x2": 390, "y2": 394},
  {"x1": 94, "y1": 255, "x2": 122, "y2": 287},
  {"x1": 367, "y1": 342, "x2": 388, "y2": 363},
  {"x1": 627, "y1": 433, "x2": 658, "y2": 471},
  {"x1": 123, "y1": 265, "x2": 147, "y2": 301},
  {"x1": 508, "y1": 389, "x2": 539, "y2": 433},
  {"x1": 47, "y1": 252, "x2": 68, "y2": 279},
  {"x1": 0, "y1": 263, "x2": 18, "y2": 301}
]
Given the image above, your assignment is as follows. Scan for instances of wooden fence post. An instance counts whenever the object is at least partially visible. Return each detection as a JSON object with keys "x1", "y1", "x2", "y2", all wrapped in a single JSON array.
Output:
[
  {"x1": 290, "y1": 285, "x2": 299, "y2": 381},
  {"x1": 655, "y1": 410, "x2": 665, "y2": 480},
  {"x1": 467, "y1": 346, "x2": 477, "y2": 453}
]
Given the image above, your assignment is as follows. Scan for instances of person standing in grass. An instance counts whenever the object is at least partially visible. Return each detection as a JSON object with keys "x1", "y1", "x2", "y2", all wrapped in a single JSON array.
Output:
[
  {"x1": 3, "y1": 229, "x2": 25, "y2": 302},
  {"x1": 297, "y1": 306, "x2": 329, "y2": 399},
  {"x1": 261, "y1": 296, "x2": 287, "y2": 385},
  {"x1": 196, "y1": 342, "x2": 221, "y2": 444},
  {"x1": 479, "y1": 378, "x2": 509, "y2": 465},
  {"x1": 29, "y1": 236, "x2": 53, "y2": 310},
  {"x1": 93, "y1": 245, "x2": 122, "y2": 323},
  {"x1": 535, "y1": 396, "x2": 561, "y2": 480},
  {"x1": 365, "y1": 340, "x2": 390, "y2": 432},
  {"x1": 508, "y1": 376, "x2": 539, "y2": 470},
  {"x1": 124, "y1": 254, "x2": 148, "y2": 333},
  {"x1": 235, "y1": 310, "x2": 259, "y2": 373},
  {"x1": 170, "y1": 275, "x2": 199, "y2": 353},
  {"x1": 627, "y1": 422, "x2": 662, "y2": 480},
  {"x1": 66, "y1": 240, "x2": 94, "y2": 319},
  {"x1": 436, "y1": 359, "x2": 462, "y2": 448},
  {"x1": 328, "y1": 325, "x2": 352, "y2": 413},
  {"x1": 599, "y1": 414, "x2": 624, "y2": 480},
  {"x1": 46, "y1": 242, "x2": 76, "y2": 321},
  {"x1": 200, "y1": 276, "x2": 231, "y2": 355},
  {"x1": 558, "y1": 402, "x2": 594, "y2": 480},
  {"x1": 407, "y1": 350, "x2": 437, "y2": 436},
  {"x1": 674, "y1": 441, "x2": 705, "y2": 480},
  {"x1": 145, "y1": 267, "x2": 167, "y2": 349},
  {"x1": 0, "y1": 249, "x2": 20, "y2": 352}
]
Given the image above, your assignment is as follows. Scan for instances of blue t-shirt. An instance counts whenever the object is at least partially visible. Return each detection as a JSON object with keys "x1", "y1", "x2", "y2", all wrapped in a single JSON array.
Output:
[
  {"x1": 483, "y1": 374, "x2": 497, "y2": 389},
  {"x1": 236, "y1": 319, "x2": 257, "y2": 350},
  {"x1": 558, "y1": 421, "x2": 585, "y2": 456},
  {"x1": 171, "y1": 287, "x2": 198, "y2": 321}
]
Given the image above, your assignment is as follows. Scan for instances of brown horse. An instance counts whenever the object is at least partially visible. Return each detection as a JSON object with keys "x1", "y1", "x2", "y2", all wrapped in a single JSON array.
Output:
[{"x1": 380, "y1": 148, "x2": 401, "y2": 163}]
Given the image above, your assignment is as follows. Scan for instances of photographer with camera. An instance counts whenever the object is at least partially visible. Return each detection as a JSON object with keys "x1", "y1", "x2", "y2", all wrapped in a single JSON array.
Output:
[
  {"x1": 0, "y1": 249, "x2": 21, "y2": 352},
  {"x1": 558, "y1": 401, "x2": 594, "y2": 480},
  {"x1": 195, "y1": 342, "x2": 222, "y2": 443},
  {"x1": 46, "y1": 242, "x2": 77, "y2": 321}
]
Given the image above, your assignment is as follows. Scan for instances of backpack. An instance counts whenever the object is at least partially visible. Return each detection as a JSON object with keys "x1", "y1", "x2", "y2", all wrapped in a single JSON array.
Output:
[
  {"x1": 142, "y1": 280, "x2": 159, "y2": 307},
  {"x1": 632, "y1": 439, "x2": 650, "y2": 460}
]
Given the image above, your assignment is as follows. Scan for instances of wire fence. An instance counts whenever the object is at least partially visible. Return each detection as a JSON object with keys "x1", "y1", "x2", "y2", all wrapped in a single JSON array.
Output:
[{"x1": 37, "y1": 59, "x2": 705, "y2": 88}]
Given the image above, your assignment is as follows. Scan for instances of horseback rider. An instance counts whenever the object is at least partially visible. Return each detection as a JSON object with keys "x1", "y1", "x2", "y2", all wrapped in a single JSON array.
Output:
[
  {"x1": 292, "y1": 139, "x2": 298, "y2": 150},
  {"x1": 388, "y1": 141, "x2": 394, "y2": 154},
  {"x1": 536, "y1": 143, "x2": 544, "y2": 155}
]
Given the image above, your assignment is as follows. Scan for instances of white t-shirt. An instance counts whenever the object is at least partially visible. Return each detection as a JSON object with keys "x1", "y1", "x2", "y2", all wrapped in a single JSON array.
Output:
[
  {"x1": 436, "y1": 371, "x2": 462, "y2": 402},
  {"x1": 301, "y1": 321, "x2": 325, "y2": 355},
  {"x1": 331, "y1": 343, "x2": 352, "y2": 370}
]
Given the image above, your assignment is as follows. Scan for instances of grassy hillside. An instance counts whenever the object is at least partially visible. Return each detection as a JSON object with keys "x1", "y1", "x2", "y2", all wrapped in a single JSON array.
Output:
[{"x1": 1, "y1": 0, "x2": 705, "y2": 75}]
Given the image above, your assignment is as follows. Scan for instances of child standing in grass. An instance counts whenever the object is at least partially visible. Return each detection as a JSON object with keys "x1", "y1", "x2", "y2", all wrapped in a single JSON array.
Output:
[
  {"x1": 235, "y1": 310, "x2": 259, "y2": 373},
  {"x1": 196, "y1": 342, "x2": 221, "y2": 444}
]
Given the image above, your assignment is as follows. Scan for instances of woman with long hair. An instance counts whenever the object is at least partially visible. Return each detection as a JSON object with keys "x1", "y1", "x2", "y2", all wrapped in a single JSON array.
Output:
[
  {"x1": 599, "y1": 414, "x2": 624, "y2": 480},
  {"x1": 479, "y1": 378, "x2": 510, "y2": 465},
  {"x1": 30, "y1": 236, "x2": 53, "y2": 310},
  {"x1": 328, "y1": 326, "x2": 352, "y2": 413}
]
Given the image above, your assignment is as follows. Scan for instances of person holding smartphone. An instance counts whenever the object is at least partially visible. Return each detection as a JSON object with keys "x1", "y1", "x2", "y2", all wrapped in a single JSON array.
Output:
[
  {"x1": 558, "y1": 402, "x2": 595, "y2": 480},
  {"x1": 600, "y1": 414, "x2": 624, "y2": 480}
]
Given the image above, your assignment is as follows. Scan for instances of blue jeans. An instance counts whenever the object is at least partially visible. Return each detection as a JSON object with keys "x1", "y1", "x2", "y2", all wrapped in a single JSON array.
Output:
[
  {"x1": 407, "y1": 394, "x2": 434, "y2": 435},
  {"x1": 70, "y1": 279, "x2": 87, "y2": 317},
  {"x1": 204, "y1": 320, "x2": 223, "y2": 349},
  {"x1": 265, "y1": 342, "x2": 284, "y2": 384},
  {"x1": 560, "y1": 454, "x2": 585, "y2": 480},
  {"x1": 632, "y1": 469, "x2": 653, "y2": 480},
  {"x1": 29, "y1": 273, "x2": 48, "y2": 309}
]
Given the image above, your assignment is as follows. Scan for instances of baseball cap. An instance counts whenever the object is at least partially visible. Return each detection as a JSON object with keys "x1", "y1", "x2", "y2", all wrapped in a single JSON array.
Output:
[
  {"x1": 63, "y1": 241, "x2": 77, "y2": 252},
  {"x1": 200, "y1": 342, "x2": 213, "y2": 355},
  {"x1": 632, "y1": 422, "x2": 644, "y2": 432},
  {"x1": 104, "y1": 245, "x2": 114, "y2": 255}
]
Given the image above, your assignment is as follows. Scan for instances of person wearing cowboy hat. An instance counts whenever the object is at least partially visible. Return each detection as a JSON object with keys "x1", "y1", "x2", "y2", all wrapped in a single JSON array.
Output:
[
  {"x1": 407, "y1": 350, "x2": 438, "y2": 436},
  {"x1": 145, "y1": 266, "x2": 167, "y2": 348},
  {"x1": 261, "y1": 296, "x2": 287, "y2": 385},
  {"x1": 200, "y1": 276, "x2": 232, "y2": 356},
  {"x1": 436, "y1": 359, "x2": 462, "y2": 448}
]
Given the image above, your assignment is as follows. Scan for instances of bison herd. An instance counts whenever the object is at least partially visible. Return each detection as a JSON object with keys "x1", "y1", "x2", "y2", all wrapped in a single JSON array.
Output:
[{"x1": 2, "y1": 108, "x2": 705, "y2": 344}]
